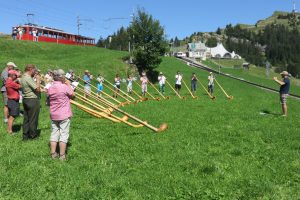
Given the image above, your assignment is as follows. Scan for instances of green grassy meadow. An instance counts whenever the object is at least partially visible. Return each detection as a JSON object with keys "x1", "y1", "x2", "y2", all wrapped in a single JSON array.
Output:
[{"x1": 1, "y1": 39, "x2": 300, "y2": 199}]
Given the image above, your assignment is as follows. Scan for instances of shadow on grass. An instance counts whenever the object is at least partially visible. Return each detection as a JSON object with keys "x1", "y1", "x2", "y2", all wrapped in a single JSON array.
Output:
[
  {"x1": 12, "y1": 124, "x2": 22, "y2": 132},
  {"x1": 260, "y1": 109, "x2": 281, "y2": 117}
]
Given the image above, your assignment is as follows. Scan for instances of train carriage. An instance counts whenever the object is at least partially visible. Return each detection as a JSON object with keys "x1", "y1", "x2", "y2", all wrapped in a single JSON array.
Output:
[{"x1": 13, "y1": 24, "x2": 95, "y2": 46}]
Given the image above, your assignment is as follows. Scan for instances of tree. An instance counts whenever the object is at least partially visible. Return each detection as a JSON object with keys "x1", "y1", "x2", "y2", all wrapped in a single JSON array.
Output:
[
  {"x1": 128, "y1": 8, "x2": 168, "y2": 72},
  {"x1": 174, "y1": 36, "x2": 180, "y2": 47},
  {"x1": 216, "y1": 27, "x2": 222, "y2": 35},
  {"x1": 205, "y1": 37, "x2": 218, "y2": 47}
]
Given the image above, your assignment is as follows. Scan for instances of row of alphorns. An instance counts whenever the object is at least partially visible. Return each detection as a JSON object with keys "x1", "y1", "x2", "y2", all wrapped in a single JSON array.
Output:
[
  {"x1": 42, "y1": 72, "x2": 168, "y2": 133},
  {"x1": 42, "y1": 70, "x2": 233, "y2": 133}
]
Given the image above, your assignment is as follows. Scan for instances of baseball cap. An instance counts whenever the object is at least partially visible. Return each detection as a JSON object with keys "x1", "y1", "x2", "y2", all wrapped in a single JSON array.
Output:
[
  {"x1": 7, "y1": 62, "x2": 17, "y2": 68},
  {"x1": 159, "y1": 72, "x2": 163, "y2": 75}
]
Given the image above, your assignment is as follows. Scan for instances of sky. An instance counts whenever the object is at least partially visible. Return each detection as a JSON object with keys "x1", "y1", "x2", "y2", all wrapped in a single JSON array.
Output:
[{"x1": 0, "y1": 0, "x2": 295, "y2": 40}]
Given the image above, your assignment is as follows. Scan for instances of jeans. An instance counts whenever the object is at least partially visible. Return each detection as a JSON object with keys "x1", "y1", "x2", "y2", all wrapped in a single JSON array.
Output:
[{"x1": 159, "y1": 84, "x2": 165, "y2": 93}]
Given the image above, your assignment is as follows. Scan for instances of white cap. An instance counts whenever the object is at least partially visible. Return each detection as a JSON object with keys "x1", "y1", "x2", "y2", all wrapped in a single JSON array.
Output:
[{"x1": 7, "y1": 62, "x2": 17, "y2": 68}]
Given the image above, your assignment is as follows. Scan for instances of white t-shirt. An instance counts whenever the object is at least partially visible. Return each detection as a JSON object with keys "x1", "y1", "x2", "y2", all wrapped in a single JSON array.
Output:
[
  {"x1": 158, "y1": 75, "x2": 166, "y2": 85},
  {"x1": 208, "y1": 75, "x2": 214, "y2": 86},
  {"x1": 32, "y1": 30, "x2": 37, "y2": 37},
  {"x1": 175, "y1": 74, "x2": 182, "y2": 85}
]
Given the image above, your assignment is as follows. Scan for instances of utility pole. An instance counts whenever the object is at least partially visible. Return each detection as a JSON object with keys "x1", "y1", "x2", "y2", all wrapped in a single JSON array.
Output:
[
  {"x1": 77, "y1": 16, "x2": 82, "y2": 36},
  {"x1": 26, "y1": 13, "x2": 35, "y2": 25},
  {"x1": 293, "y1": 0, "x2": 297, "y2": 13}
]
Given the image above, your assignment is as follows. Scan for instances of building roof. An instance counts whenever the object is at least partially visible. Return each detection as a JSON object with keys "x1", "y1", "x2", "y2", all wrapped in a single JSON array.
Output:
[{"x1": 208, "y1": 43, "x2": 230, "y2": 57}]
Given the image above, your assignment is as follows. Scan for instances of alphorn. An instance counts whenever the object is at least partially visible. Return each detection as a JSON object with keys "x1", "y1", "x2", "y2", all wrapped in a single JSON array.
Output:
[
  {"x1": 149, "y1": 81, "x2": 167, "y2": 100},
  {"x1": 77, "y1": 77, "x2": 124, "y2": 105},
  {"x1": 215, "y1": 79, "x2": 233, "y2": 100},
  {"x1": 103, "y1": 78, "x2": 137, "y2": 102},
  {"x1": 198, "y1": 80, "x2": 216, "y2": 100},
  {"x1": 74, "y1": 86, "x2": 145, "y2": 128},
  {"x1": 78, "y1": 82, "x2": 167, "y2": 132},
  {"x1": 134, "y1": 81, "x2": 160, "y2": 100},
  {"x1": 182, "y1": 79, "x2": 197, "y2": 99},
  {"x1": 165, "y1": 80, "x2": 183, "y2": 99}
]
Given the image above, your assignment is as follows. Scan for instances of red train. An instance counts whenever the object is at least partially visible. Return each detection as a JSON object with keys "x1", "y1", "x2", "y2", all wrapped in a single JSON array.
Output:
[{"x1": 12, "y1": 24, "x2": 95, "y2": 46}]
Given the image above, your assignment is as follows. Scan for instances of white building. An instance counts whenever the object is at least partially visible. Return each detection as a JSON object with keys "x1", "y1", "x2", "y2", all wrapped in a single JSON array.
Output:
[{"x1": 187, "y1": 42, "x2": 241, "y2": 60}]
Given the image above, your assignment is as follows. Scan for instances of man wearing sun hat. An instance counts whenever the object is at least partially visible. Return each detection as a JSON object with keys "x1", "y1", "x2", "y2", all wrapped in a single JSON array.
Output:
[
  {"x1": 5, "y1": 69, "x2": 21, "y2": 134},
  {"x1": 1, "y1": 62, "x2": 17, "y2": 123},
  {"x1": 273, "y1": 70, "x2": 291, "y2": 117}
]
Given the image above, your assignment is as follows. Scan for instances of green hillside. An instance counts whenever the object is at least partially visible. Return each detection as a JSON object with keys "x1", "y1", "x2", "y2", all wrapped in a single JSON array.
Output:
[
  {"x1": 0, "y1": 39, "x2": 300, "y2": 199},
  {"x1": 238, "y1": 11, "x2": 300, "y2": 32},
  {"x1": 0, "y1": 38, "x2": 130, "y2": 79}
]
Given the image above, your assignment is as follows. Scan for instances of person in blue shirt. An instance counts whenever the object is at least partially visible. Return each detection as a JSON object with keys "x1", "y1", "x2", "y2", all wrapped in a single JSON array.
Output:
[
  {"x1": 96, "y1": 74, "x2": 104, "y2": 97},
  {"x1": 83, "y1": 70, "x2": 93, "y2": 98},
  {"x1": 273, "y1": 71, "x2": 291, "y2": 117}
]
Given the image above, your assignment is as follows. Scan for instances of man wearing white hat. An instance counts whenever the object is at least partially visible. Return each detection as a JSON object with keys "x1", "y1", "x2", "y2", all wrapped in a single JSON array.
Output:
[
  {"x1": 273, "y1": 71, "x2": 291, "y2": 117},
  {"x1": 1, "y1": 62, "x2": 17, "y2": 123}
]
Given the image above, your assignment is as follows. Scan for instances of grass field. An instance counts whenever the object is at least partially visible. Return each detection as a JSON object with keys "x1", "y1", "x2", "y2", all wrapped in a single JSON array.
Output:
[{"x1": 1, "y1": 39, "x2": 300, "y2": 199}]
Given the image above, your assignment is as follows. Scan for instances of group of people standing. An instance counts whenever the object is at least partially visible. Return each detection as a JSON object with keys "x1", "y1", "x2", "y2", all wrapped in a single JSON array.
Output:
[
  {"x1": 89, "y1": 71, "x2": 216, "y2": 99},
  {"x1": 12, "y1": 26, "x2": 38, "y2": 42},
  {"x1": 1, "y1": 62, "x2": 291, "y2": 162},
  {"x1": 1, "y1": 62, "x2": 74, "y2": 160}
]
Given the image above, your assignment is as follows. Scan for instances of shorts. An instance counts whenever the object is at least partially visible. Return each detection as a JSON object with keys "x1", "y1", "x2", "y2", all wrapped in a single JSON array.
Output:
[
  {"x1": 141, "y1": 84, "x2": 147, "y2": 93},
  {"x1": 2, "y1": 91, "x2": 8, "y2": 105},
  {"x1": 115, "y1": 85, "x2": 120, "y2": 90},
  {"x1": 97, "y1": 85, "x2": 103, "y2": 92},
  {"x1": 84, "y1": 85, "x2": 91, "y2": 94},
  {"x1": 50, "y1": 118, "x2": 70, "y2": 143},
  {"x1": 280, "y1": 94, "x2": 288, "y2": 104},
  {"x1": 7, "y1": 99, "x2": 20, "y2": 117},
  {"x1": 127, "y1": 85, "x2": 132, "y2": 92},
  {"x1": 175, "y1": 84, "x2": 181, "y2": 90}
]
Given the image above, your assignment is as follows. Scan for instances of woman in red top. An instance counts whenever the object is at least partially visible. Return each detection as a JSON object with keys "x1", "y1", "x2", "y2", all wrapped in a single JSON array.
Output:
[{"x1": 5, "y1": 70, "x2": 21, "y2": 134}]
